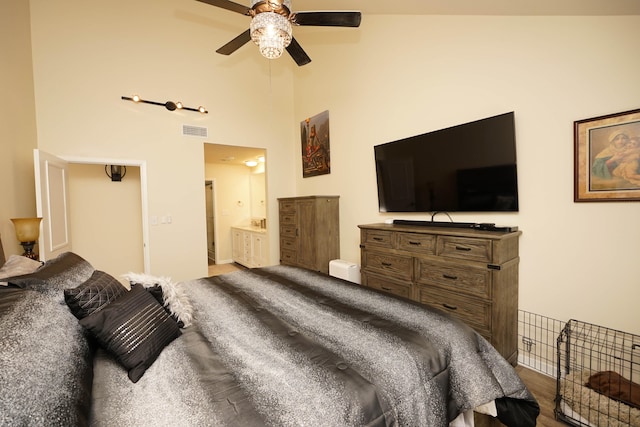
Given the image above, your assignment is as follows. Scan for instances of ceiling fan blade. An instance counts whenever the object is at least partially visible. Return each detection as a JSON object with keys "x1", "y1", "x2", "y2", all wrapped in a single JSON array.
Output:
[
  {"x1": 286, "y1": 38, "x2": 311, "y2": 66},
  {"x1": 216, "y1": 29, "x2": 251, "y2": 55},
  {"x1": 195, "y1": 0, "x2": 251, "y2": 16},
  {"x1": 291, "y1": 11, "x2": 362, "y2": 27}
]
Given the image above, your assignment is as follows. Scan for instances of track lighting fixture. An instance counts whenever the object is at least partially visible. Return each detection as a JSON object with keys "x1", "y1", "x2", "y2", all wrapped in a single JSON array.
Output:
[{"x1": 121, "y1": 95, "x2": 208, "y2": 114}]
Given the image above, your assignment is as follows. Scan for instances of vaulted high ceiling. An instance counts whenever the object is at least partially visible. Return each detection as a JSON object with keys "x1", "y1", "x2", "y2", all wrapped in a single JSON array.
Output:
[{"x1": 294, "y1": 0, "x2": 640, "y2": 16}]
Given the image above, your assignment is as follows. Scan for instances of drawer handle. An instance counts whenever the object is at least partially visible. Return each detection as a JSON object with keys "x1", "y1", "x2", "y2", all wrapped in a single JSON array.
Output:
[
  {"x1": 409, "y1": 241, "x2": 422, "y2": 246},
  {"x1": 442, "y1": 303, "x2": 458, "y2": 310},
  {"x1": 381, "y1": 262, "x2": 392, "y2": 267},
  {"x1": 381, "y1": 286, "x2": 392, "y2": 291},
  {"x1": 455, "y1": 246, "x2": 471, "y2": 251},
  {"x1": 443, "y1": 274, "x2": 458, "y2": 280},
  {"x1": 373, "y1": 237, "x2": 384, "y2": 241}
]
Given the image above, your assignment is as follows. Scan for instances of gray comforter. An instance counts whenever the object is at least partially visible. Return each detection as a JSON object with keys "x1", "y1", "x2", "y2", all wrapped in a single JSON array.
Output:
[
  {"x1": 0, "y1": 253, "x2": 95, "y2": 427},
  {"x1": 0, "y1": 253, "x2": 538, "y2": 426},
  {"x1": 91, "y1": 266, "x2": 538, "y2": 427}
]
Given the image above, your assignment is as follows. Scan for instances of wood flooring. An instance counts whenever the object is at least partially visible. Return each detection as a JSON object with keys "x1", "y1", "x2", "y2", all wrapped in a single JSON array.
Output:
[
  {"x1": 516, "y1": 366, "x2": 566, "y2": 427},
  {"x1": 208, "y1": 262, "x2": 243, "y2": 276}
]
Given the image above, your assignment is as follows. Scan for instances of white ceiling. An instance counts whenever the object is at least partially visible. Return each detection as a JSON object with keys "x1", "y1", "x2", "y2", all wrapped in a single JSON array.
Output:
[
  {"x1": 293, "y1": 0, "x2": 640, "y2": 16},
  {"x1": 204, "y1": 143, "x2": 265, "y2": 166}
]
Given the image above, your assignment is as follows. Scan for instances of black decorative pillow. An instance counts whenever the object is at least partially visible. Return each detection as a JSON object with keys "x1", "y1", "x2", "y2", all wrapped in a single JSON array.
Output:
[
  {"x1": 122, "y1": 272, "x2": 193, "y2": 328},
  {"x1": 79, "y1": 284, "x2": 182, "y2": 383},
  {"x1": 64, "y1": 270, "x2": 127, "y2": 319},
  {"x1": 143, "y1": 284, "x2": 182, "y2": 326}
]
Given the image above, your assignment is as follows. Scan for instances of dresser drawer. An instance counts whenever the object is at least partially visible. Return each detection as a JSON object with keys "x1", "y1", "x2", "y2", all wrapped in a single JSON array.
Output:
[
  {"x1": 363, "y1": 272, "x2": 412, "y2": 299},
  {"x1": 437, "y1": 236, "x2": 492, "y2": 262},
  {"x1": 279, "y1": 200, "x2": 296, "y2": 212},
  {"x1": 280, "y1": 249, "x2": 296, "y2": 265},
  {"x1": 362, "y1": 250, "x2": 412, "y2": 280},
  {"x1": 396, "y1": 232, "x2": 436, "y2": 255},
  {"x1": 280, "y1": 224, "x2": 297, "y2": 238},
  {"x1": 280, "y1": 237, "x2": 296, "y2": 252},
  {"x1": 416, "y1": 259, "x2": 490, "y2": 299},
  {"x1": 362, "y1": 229, "x2": 393, "y2": 248},
  {"x1": 280, "y1": 212, "x2": 296, "y2": 225},
  {"x1": 416, "y1": 286, "x2": 491, "y2": 334}
]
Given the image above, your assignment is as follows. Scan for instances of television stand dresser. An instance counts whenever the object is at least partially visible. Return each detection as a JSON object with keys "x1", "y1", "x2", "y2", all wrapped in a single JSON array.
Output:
[{"x1": 358, "y1": 223, "x2": 521, "y2": 365}]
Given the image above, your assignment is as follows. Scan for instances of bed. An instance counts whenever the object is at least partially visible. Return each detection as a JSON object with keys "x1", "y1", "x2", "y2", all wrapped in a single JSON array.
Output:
[{"x1": 0, "y1": 237, "x2": 539, "y2": 427}]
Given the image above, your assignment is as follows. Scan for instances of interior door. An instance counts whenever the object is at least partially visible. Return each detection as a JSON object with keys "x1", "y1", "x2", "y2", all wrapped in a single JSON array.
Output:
[{"x1": 34, "y1": 149, "x2": 72, "y2": 261}]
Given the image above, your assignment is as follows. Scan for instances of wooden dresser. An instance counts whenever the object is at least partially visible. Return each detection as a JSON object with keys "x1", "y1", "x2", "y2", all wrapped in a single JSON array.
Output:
[
  {"x1": 278, "y1": 196, "x2": 339, "y2": 274},
  {"x1": 359, "y1": 223, "x2": 521, "y2": 365}
]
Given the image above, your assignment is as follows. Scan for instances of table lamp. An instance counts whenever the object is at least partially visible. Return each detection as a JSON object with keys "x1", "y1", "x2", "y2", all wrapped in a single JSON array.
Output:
[{"x1": 10, "y1": 217, "x2": 43, "y2": 260}]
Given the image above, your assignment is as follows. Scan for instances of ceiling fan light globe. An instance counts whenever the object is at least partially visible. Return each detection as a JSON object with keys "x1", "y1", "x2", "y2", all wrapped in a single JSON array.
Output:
[
  {"x1": 259, "y1": 36, "x2": 284, "y2": 59},
  {"x1": 250, "y1": 11, "x2": 292, "y2": 59}
]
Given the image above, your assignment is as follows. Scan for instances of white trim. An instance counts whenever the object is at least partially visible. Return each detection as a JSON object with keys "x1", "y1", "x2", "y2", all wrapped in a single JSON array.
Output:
[{"x1": 211, "y1": 178, "x2": 219, "y2": 265}]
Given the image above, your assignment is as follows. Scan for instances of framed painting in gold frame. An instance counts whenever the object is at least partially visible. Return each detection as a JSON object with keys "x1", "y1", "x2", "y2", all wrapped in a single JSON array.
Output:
[{"x1": 574, "y1": 108, "x2": 640, "y2": 202}]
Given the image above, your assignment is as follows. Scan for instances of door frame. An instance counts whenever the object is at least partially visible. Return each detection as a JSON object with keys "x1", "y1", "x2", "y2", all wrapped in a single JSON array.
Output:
[
  {"x1": 211, "y1": 178, "x2": 219, "y2": 265},
  {"x1": 60, "y1": 155, "x2": 150, "y2": 273},
  {"x1": 205, "y1": 178, "x2": 219, "y2": 265}
]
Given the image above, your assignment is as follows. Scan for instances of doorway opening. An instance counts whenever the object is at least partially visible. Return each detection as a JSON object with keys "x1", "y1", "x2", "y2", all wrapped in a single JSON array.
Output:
[
  {"x1": 205, "y1": 180, "x2": 215, "y2": 265},
  {"x1": 35, "y1": 150, "x2": 149, "y2": 277},
  {"x1": 203, "y1": 143, "x2": 267, "y2": 267}
]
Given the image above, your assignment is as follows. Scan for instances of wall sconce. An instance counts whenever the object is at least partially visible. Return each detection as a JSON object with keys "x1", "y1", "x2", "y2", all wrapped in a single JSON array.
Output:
[
  {"x1": 105, "y1": 165, "x2": 127, "y2": 182},
  {"x1": 121, "y1": 95, "x2": 208, "y2": 114},
  {"x1": 10, "y1": 217, "x2": 43, "y2": 260}
]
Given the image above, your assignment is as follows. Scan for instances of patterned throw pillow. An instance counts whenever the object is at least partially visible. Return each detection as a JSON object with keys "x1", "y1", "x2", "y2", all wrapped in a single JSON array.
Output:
[
  {"x1": 64, "y1": 270, "x2": 127, "y2": 319},
  {"x1": 122, "y1": 272, "x2": 193, "y2": 328},
  {"x1": 79, "y1": 284, "x2": 182, "y2": 382}
]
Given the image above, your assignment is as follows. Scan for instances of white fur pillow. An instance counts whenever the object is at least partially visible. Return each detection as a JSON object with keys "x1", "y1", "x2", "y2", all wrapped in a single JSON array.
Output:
[
  {"x1": 0, "y1": 255, "x2": 43, "y2": 285},
  {"x1": 122, "y1": 272, "x2": 193, "y2": 327}
]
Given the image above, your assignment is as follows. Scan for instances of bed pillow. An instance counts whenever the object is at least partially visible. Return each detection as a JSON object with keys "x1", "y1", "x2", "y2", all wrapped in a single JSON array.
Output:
[
  {"x1": 4, "y1": 252, "x2": 94, "y2": 289},
  {"x1": 79, "y1": 284, "x2": 182, "y2": 383},
  {"x1": 122, "y1": 272, "x2": 193, "y2": 328},
  {"x1": 64, "y1": 270, "x2": 128, "y2": 319},
  {"x1": 0, "y1": 255, "x2": 43, "y2": 286}
]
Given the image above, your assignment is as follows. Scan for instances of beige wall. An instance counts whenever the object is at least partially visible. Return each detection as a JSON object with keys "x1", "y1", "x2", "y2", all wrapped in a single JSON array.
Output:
[
  {"x1": 68, "y1": 163, "x2": 144, "y2": 281},
  {"x1": 27, "y1": 0, "x2": 296, "y2": 281},
  {"x1": 0, "y1": 0, "x2": 38, "y2": 256},
  {"x1": 292, "y1": 15, "x2": 640, "y2": 334},
  {"x1": 5, "y1": 2, "x2": 639, "y2": 336}
]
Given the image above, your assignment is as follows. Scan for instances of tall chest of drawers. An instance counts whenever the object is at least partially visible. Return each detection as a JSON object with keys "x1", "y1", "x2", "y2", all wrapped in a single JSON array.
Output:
[
  {"x1": 278, "y1": 196, "x2": 340, "y2": 274},
  {"x1": 359, "y1": 223, "x2": 521, "y2": 365}
]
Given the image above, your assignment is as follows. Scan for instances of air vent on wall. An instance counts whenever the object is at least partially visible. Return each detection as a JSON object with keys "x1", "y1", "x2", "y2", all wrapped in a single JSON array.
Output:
[{"x1": 182, "y1": 124, "x2": 208, "y2": 138}]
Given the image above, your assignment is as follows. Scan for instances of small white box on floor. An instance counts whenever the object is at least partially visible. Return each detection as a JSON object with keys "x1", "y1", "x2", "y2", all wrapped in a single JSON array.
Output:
[{"x1": 329, "y1": 259, "x2": 361, "y2": 284}]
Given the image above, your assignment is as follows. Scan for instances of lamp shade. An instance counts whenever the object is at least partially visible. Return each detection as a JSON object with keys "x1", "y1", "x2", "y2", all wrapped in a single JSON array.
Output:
[{"x1": 11, "y1": 218, "x2": 42, "y2": 242}]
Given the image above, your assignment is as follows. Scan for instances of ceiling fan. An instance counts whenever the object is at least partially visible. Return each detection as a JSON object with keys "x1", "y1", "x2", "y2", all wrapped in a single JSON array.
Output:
[{"x1": 196, "y1": 0, "x2": 362, "y2": 66}]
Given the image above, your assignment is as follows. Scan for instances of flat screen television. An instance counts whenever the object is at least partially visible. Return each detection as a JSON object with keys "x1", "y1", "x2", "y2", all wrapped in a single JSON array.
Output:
[{"x1": 374, "y1": 112, "x2": 518, "y2": 213}]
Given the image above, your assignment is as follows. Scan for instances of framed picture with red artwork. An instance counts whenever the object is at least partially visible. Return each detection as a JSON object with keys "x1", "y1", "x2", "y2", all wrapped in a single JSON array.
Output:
[{"x1": 300, "y1": 110, "x2": 330, "y2": 178}]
